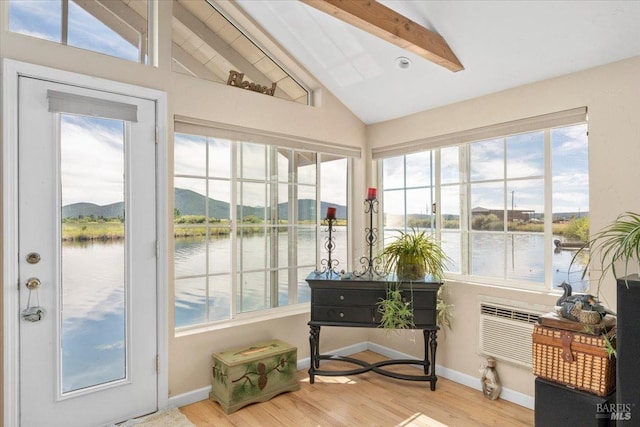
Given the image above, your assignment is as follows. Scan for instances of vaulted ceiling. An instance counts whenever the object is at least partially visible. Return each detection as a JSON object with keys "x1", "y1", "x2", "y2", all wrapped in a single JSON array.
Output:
[
  {"x1": 74, "y1": 1, "x2": 640, "y2": 125},
  {"x1": 236, "y1": 0, "x2": 640, "y2": 124}
]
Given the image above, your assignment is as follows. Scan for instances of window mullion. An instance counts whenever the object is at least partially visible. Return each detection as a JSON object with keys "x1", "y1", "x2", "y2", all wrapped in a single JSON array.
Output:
[
  {"x1": 543, "y1": 129, "x2": 553, "y2": 288},
  {"x1": 230, "y1": 142, "x2": 238, "y2": 317},
  {"x1": 434, "y1": 150, "x2": 441, "y2": 239},
  {"x1": 268, "y1": 148, "x2": 276, "y2": 308},
  {"x1": 403, "y1": 156, "x2": 408, "y2": 233},
  {"x1": 503, "y1": 137, "x2": 508, "y2": 280},
  {"x1": 204, "y1": 139, "x2": 211, "y2": 322},
  {"x1": 460, "y1": 145, "x2": 470, "y2": 276},
  {"x1": 288, "y1": 150, "x2": 298, "y2": 305},
  {"x1": 61, "y1": 0, "x2": 69, "y2": 45}
]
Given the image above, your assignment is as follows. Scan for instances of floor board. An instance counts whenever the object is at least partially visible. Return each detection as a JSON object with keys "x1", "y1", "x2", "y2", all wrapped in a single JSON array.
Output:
[{"x1": 180, "y1": 351, "x2": 533, "y2": 427}]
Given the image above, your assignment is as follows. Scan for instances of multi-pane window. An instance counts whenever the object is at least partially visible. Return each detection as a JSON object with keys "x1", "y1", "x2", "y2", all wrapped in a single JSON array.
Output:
[
  {"x1": 9, "y1": 0, "x2": 149, "y2": 63},
  {"x1": 381, "y1": 122, "x2": 589, "y2": 291},
  {"x1": 174, "y1": 132, "x2": 349, "y2": 328}
]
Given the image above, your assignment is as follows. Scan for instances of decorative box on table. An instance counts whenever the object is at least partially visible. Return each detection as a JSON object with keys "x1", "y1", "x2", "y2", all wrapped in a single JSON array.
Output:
[
  {"x1": 210, "y1": 339, "x2": 299, "y2": 414},
  {"x1": 532, "y1": 313, "x2": 616, "y2": 397}
]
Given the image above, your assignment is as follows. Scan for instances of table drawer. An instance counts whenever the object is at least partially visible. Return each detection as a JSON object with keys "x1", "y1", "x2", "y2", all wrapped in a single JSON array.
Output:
[
  {"x1": 313, "y1": 289, "x2": 383, "y2": 306},
  {"x1": 312, "y1": 305, "x2": 378, "y2": 323}
]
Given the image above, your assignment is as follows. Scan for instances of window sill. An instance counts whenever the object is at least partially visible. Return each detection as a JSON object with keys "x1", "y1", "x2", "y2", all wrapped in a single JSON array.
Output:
[
  {"x1": 444, "y1": 273, "x2": 561, "y2": 297},
  {"x1": 174, "y1": 302, "x2": 311, "y2": 338}
]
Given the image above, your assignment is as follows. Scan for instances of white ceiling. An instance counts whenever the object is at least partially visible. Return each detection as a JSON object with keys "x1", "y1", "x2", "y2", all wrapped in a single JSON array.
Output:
[{"x1": 235, "y1": 0, "x2": 640, "y2": 124}]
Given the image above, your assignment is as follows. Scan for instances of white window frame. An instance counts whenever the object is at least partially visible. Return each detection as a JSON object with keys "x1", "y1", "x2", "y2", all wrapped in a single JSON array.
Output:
[
  {"x1": 376, "y1": 108, "x2": 588, "y2": 291},
  {"x1": 174, "y1": 120, "x2": 357, "y2": 332}
]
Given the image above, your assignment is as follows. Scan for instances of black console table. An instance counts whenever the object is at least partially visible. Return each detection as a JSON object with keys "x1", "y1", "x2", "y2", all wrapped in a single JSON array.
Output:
[{"x1": 305, "y1": 273, "x2": 442, "y2": 390}]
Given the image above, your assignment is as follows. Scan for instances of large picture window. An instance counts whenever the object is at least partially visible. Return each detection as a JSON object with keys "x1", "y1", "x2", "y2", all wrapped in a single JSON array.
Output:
[
  {"x1": 174, "y1": 131, "x2": 350, "y2": 329},
  {"x1": 380, "y1": 114, "x2": 589, "y2": 292}
]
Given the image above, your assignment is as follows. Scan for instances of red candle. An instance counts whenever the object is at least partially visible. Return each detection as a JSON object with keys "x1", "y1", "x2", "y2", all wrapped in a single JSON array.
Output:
[
  {"x1": 326, "y1": 206, "x2": 337, "y2": 219},
  {"x1": 367, "y1": 187, "x2": 377, "y2": 200}
]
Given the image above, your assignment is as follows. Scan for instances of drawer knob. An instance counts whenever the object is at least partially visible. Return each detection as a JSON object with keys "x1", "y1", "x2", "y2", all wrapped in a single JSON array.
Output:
[
  {"x1": 340, "y1": 295, "x2": 345, "y2": 300},
  {"x1": 339, "y1": 312, "x2": 345, "y2": 318}
]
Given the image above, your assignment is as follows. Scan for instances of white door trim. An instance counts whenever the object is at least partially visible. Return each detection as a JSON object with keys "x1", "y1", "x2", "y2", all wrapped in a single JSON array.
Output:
[{"x1": 2, "y1": 59, "x2": 169, "y2": 427}]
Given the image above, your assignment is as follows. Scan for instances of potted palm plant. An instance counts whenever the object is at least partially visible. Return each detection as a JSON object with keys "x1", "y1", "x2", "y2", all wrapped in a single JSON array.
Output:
[
  {"x1": 570, "y1": 212, "x2": 640, "y2": 362},
  {"x1": 377, "y1": 229, "x2": 451, "y2": 330},
  {"x1": 573, "y1": 211, "x2": 640, "y2": 291}
]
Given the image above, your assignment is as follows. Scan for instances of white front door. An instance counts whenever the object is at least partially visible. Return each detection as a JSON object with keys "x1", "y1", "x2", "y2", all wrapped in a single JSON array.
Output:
[{"x1": 18, "y1": 76, "x2": 158, "y2": 427}]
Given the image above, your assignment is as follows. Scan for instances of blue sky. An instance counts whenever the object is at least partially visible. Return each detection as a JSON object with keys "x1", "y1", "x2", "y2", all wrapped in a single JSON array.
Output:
[
  {"x1": 10, "y1": 0, "x2": 139, "y2": 62},
  {"x1": 61, "y1": 115, "x2": 125, "y2": 206},
  {"x1": 383, "y1": 123, "x2": 589, "y2": 217}
]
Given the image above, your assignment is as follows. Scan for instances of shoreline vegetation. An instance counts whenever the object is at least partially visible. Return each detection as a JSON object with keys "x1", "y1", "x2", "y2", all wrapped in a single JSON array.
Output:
[
  {"x1": 62, "y1": 215, "x2": 349, "y2": 241},
  {"x1": 61, "y1": 215, "x2": 587, "y2": 242}
]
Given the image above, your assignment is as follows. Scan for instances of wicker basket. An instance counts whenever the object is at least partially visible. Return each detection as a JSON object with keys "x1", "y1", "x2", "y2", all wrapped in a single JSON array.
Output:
[{"x1": 532, "y1": 324, "x2": 616, "y2": 396}]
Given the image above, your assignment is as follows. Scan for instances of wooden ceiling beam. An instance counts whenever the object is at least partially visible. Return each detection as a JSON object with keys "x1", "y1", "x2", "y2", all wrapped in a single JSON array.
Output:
[{"x1": 300, "y1": 0, "x2": 464, "y2": 72}]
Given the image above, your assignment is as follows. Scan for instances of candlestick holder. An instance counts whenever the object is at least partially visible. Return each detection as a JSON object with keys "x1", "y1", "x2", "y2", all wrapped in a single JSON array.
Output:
[
  {"x1": 354, "y1": 198, "x2": 385, "y2": 278},
  {"x1": 315, "y1": 217, "x2": 340, "y2": 278}
]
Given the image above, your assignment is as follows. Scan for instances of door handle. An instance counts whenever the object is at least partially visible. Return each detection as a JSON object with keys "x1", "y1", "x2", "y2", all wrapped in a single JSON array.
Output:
[
  {"x1": 22, "y1": 277, "x2": 45, "y2": 322},
  {"x1": 26, "y1": 277, "x2": 42, "y2": 290}
]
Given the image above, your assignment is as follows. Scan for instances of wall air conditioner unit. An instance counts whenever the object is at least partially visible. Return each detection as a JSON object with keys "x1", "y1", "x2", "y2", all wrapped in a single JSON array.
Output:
[{"x1": 479, "y1": 298, "x2": 550, "y2": 368}]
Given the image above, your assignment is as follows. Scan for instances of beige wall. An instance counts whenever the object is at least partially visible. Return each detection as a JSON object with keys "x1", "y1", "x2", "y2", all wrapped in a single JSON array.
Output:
[
  {"x1": 0, "y1": 0, "x2": 368, "y2": 414},
  {"x1": 367, "y1": 56, "x2": 640, "y2": 397},
  {"x1": 2, "y1": 0, "x2": 640, "y2": 415}
]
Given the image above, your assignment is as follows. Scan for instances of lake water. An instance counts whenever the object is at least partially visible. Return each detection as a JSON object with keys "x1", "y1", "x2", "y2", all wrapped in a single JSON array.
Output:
[
  {"x1": 174, "y1": 226, "x2": 348, "y2": 327},
  {"x1": 63, "y1": 229, "x2": 587, "y2": 387}
]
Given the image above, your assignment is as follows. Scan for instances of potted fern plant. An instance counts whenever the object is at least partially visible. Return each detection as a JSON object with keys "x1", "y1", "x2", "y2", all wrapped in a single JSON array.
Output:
[{"x1": 377, "y1": 229, "x2": 451, "y2": 330}]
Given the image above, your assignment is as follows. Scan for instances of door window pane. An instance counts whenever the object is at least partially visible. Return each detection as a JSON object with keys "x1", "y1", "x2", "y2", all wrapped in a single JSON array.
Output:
[{"x1": 60, "y1": 114, "x2": 126, "y2": 393}]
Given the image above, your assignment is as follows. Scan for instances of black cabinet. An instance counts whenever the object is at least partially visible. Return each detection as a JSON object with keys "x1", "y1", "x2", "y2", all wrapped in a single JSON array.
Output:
[
  {"x1": 305, "y1": 273, "x2": 442, "y2": 390},
  {"x1": 617, "y1": 275, "x2": 640, "y2": 420},
  {"x1": 535, "y1": 378, "x2": 617, "y2": 426}
]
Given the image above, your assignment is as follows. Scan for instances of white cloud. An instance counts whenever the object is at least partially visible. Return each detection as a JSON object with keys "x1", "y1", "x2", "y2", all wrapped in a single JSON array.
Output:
[{"x1": 61, "y1": 116, "x2": 124, "y2": 206}]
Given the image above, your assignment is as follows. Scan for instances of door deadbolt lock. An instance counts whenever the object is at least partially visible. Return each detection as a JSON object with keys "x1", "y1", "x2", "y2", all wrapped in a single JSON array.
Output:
[
  {"x1": 26, "y1": 252, "x2": 41, "y2": 264},
  {"x1": 25, "y1": 277, "x2": 42, "y2": 290}
]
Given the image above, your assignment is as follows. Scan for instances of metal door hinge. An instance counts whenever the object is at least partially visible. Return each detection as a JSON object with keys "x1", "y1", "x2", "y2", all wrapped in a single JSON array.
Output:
[
  {"x1": 155, "y1": 127, "x2": 159, "y2": 144},
  {"x1": 156, "y1": 354, "x2": 160, "y2": 373},
  {"x1": 156, "y1": 240, "x2": 159, "y2": 258}
]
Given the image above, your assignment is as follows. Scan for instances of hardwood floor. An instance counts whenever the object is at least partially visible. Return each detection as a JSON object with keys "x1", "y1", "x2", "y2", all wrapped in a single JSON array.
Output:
[{"x1": 180, "y1": 351, "x2": 533, "y2": 427}]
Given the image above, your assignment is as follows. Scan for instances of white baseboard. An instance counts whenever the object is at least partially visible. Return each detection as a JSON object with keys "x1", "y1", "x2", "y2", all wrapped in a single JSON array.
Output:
[
  {"x1": 168, "y1": 341, "x2": 534, "y2": 411},
  {"x1": 169, "y1": 385, "x2": 212, "y2": 409}
]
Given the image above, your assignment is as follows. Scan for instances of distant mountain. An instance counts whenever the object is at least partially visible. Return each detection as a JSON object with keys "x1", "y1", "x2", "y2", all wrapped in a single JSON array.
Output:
[
  {"x1": 63, "y1": 188, "x2": 348, "y2": 221},
  {"x1": 62, "y1": 201, "x2": 124, "y2": 219}
]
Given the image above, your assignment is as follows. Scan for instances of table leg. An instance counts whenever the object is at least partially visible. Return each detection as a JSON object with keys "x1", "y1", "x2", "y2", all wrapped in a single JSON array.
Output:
[
  {"x1": 429, "y1": 329, "x2": 438, "y2": 391},
  {"x1": 309, "y1": 325, "x2": 321, "y2": 384},
  {"x1": 422, "y1": 329, "x2": 430, "y2": 375}
]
